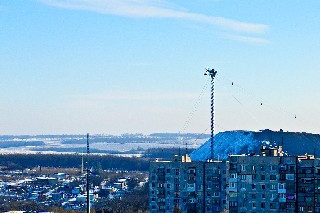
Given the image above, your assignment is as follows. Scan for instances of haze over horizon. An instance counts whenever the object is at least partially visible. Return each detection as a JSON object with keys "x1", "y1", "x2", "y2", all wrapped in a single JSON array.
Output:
[{"x1": 1, "y1": 1, "x2": 320, "y2": 135}]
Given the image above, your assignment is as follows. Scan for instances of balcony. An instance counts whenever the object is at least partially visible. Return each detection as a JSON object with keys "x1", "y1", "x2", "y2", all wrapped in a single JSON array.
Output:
[
  {"x1": 278, "y1": 189, "x2": 286, "y2": 193},
  {"x1": 229, "y1": 178, "x2": 237, "y2": 183},
  {"x1": 187, "y1": 186, "x2": 196, "y2": 192},
  {"x1": 279, "y1": 198, "x2": 286, "y2": 202}
]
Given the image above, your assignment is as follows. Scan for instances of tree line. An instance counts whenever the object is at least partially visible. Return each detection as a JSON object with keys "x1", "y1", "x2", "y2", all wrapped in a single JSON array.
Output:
[{"x1": 0, "y1": 154, "x2": 149, "y2": 171}]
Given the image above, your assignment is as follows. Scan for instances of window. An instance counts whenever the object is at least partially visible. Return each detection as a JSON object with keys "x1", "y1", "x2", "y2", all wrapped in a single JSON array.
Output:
[
  {"x1": 271, "y1": 184, "x2": 276, "y2": 190},
  {"x1": 213, "y1": 192, "x2": 220, "y2": 197},
  {"x1": 174, "y1": 199, "x2": 180, "y2": 205},
  {"x1": 174, "y1": 183, "x2": 180, "y2": 190},
  {"x1": 175, "y1": 169, "x2": 179, "y2": 175},
  {"x1": 252, "y1": 202, "x2": 256, "y2": 208},
  {"x1": 279, "y1": 183, "x2": 286, "y2": 189},
  {"x1": 230, "y1": 201, "x2": 238, "y2": 207},
  {"x1": 280, "y1": 203, "x2": 286, "y2": 209},
  {"x1": 270, "y1": 174, "x2": 277, "y2": 180},
  {"x1": 270, "y1": 202, "x2": 276, "y2": 209},
  {"x1": 240, "y1": 175, "x2": 246, "y2": 180},
  {"x1": 252, "y1": 184, "x2": 256, "y2": 189},
  {"x1": 270, "y1": 165, "x2": 276, "y2": 170},
  {"x1": 166, "y1": 169, "x2": 171, "y2": 173},
  {"x1": 241, "y1": 165, "x2": 246, "y2": 171},
  {"x1": 188, "y1": 168, "x2": 196, "y2": 174},
  {"x1": 290, "y1": 165, "x2": 295, "y2": 172},
  {"x1": 230, "y1": 182, "x2": 236, "y2": 188},
  {"x1": 286, "y1": 174, "x2": 294, "y2": 180},
  {"x1": 252, "y1": 194, "x2": 256, "y2": 199},
  {"x1": 261, "y1": 184, "x2": 265, "y2": 189},
  {"x1": 261, "y1": 174, "x2": 265, "y2": 180},
  {"x1": 230, "y1": 173, "x2": 237, "y2": 179},
  {"x1": 260, "y1": 202, "x2": 265, "y2": 209},
  {"x1": 261, "y1": 194, "x2": 265, "y2": 199}
]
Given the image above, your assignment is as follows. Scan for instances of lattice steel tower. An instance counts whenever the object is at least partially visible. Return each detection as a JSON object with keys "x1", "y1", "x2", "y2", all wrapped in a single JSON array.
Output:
[
  {"x1": 204, "y1": 68, "x2": 218, "y2": 160},
  {"x1": 86, "y1": 133, "x2": 90, "y2": 213}
]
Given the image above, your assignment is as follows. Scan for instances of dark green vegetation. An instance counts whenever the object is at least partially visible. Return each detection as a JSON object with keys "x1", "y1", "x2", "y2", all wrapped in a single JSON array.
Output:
[
  {"x1": 143, "y1": 147, "x2": 195, "y2": 159},
  {"x1": 0, "y1": 154, "x2": 149, "y2": 171}
]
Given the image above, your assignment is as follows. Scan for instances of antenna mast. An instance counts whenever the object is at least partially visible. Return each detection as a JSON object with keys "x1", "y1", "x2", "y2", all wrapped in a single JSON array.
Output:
[
  {"x1": 204, "y1": 68, "x2": 218, "y2": 160},
  {"x1": 86, "y1": 133, "x2": 90, "y2": 213}
]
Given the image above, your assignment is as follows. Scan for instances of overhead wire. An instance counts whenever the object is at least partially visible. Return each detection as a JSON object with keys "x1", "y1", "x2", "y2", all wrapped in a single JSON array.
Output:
[
  {"x1": 176, "y1": 69, "x2": 316, "y2": 155},
  {"x1": 216, "y1": 74, "x2": 299, "y2": 122}
]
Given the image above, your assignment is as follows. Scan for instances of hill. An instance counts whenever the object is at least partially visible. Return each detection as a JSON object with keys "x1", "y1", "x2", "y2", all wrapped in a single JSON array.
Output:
[{"x1": 190, "y1": 129, "x2": 320, "y2": 161}]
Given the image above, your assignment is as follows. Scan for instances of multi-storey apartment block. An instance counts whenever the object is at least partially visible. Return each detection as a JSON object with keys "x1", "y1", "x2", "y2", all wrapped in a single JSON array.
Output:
[
  {"x1": 226, "y1": 146, "x2": 296, "y2": 212},
  {"x1": 149, "y1": 154, "x2": 226, "y2": 213},
  {"x1": 226, "y1": 146, "x2": 320, "y2": 213},
  {"x1": 150, "y1": 146, "x2": 320, "y2": 213}
]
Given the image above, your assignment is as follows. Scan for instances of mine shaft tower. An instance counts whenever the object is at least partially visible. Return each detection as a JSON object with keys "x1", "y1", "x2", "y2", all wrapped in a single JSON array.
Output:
[{"x1": 204, "y1": 68, "x2": 217, "y2": 160}]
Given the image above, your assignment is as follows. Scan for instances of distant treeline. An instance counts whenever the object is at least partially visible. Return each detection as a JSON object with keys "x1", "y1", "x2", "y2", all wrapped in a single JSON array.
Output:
[
  {"x1": 0, "y1": 141, "x2": 44, "y2": 148},
  {"x1": 150, "y1": 133, "x2": 210, "y2": 139},
  {"x1": 143, "y1": 147, "x2": 195, "y2": 159},
  {"x1": 0, "y1": 154, "x2": 149, "y2": 171}
]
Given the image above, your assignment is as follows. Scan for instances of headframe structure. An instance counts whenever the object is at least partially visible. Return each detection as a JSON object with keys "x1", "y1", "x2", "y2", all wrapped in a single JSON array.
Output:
[{"x1": 204, "y1": 68, "x2": 218, "y2": 160}]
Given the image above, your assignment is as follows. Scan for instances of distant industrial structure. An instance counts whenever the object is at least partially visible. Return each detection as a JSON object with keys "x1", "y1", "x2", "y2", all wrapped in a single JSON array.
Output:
[{"x1": 149, "y1": 68, "x2": 320, "y2": 212}]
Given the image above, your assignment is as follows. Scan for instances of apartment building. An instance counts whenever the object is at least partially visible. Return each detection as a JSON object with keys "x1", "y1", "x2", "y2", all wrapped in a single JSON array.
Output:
[
  {"x1": 226, "y1": 146, "x2": 320, "y2": 213},
  {"x1": 150, "y1": 146, "x2": 320, "y2": 213},
  {"x1": 149, "y1": 154, "x2": 226, "y2": 213}
]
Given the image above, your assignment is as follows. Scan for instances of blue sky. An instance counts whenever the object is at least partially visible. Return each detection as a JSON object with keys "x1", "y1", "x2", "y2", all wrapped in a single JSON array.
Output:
[{"x1": 0, "y1": 0, "x2": 320, "y2": 135}]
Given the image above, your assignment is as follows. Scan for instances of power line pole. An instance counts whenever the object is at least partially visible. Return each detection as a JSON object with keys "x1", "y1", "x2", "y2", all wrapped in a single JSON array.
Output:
[
  {"x1": 204, "y1": 68, "x2": 218, "y2": 160},
  {"x1": 86, "y1": 133, "x2": 90, "y2": 213}
]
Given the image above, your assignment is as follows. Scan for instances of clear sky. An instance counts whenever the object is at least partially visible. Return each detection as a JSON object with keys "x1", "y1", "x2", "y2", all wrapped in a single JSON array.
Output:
[{"x1": 1, "y1": 0, "x2": 320, "y2": 135}]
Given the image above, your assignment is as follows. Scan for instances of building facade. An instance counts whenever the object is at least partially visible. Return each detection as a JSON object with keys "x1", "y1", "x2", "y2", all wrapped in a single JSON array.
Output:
[
  {"x1": 150, "y1": 146, "x2": 320, "y2": 213},
  {"x1": 149, "y1": 155, "x2": 226, "y2": 213}
]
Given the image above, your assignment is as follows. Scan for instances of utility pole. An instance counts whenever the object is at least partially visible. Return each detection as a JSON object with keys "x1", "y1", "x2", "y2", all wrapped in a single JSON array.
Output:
[
  {"x1": 204, "y1": 68, "x2": 218, "y2": 160},
  {"x1": 86, "y1": 133, "x2": 90, "y2": 213}
]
